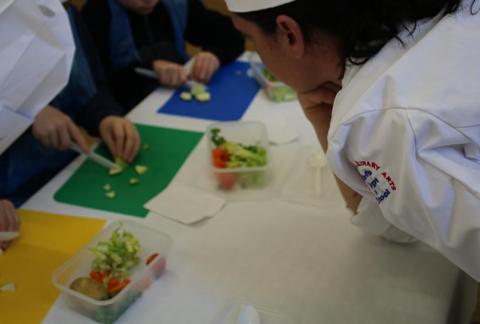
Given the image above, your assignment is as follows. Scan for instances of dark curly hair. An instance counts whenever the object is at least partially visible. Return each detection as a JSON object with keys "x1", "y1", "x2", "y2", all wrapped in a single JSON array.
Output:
[{"x1": 238, "y1": 0, "x2": 478, "y2": 64}]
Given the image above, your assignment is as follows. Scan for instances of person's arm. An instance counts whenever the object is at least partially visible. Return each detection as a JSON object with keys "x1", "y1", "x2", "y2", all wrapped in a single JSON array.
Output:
[
  {"x1": 183, "y1": 0, "x2": 244, "y2": 65},
  {"x1": 75, "y1": 6, "x2": 125, "y2": 135},
  {"x1": 297, "y1": 84, "x2": 362, "y2": 213},
  {"x1": 334, "y1": 108, "x2": 480, "y2": 280},
  {"x1": 75, "y1": 6, "x2": 141, "y2": 162},
  {"x1": 0, "y1": 199, "x2": 20, "y2": 250},
  {"x1": 32, "y1": 105, "x2": 90, "y2": 153}
]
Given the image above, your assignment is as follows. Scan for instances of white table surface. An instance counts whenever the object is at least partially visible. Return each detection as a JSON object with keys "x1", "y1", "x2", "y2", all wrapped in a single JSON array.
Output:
[{"x1": 23, "y1": 55, "x2": 475, "y2": 324}]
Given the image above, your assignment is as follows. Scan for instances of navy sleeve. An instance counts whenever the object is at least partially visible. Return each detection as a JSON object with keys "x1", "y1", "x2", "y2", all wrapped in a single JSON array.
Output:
[{"x1": 72, "y1": 5, "x2": 125, "y2": 135}]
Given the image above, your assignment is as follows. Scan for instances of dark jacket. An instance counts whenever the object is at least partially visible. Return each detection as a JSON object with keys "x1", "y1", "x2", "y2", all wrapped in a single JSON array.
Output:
[{"x1": 82, "y1": 0, "x2": 245, "y2": 110}]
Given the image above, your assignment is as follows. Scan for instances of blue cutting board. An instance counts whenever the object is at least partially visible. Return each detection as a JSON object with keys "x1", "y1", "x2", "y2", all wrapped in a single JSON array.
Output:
[{"x1": 158, "y1": 61, "x2": 260, "y2": 121}]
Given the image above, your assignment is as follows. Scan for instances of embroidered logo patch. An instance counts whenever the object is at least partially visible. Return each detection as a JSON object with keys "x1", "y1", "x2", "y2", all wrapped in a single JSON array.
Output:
[{"x1": 353, "y1": 160, "x2": 397, "y2": 204}]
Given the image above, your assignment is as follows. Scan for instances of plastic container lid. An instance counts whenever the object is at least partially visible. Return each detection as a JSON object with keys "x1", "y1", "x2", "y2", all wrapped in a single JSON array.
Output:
[{"x1": 52, "y1": 220, "x2": 172, "y2": 323}]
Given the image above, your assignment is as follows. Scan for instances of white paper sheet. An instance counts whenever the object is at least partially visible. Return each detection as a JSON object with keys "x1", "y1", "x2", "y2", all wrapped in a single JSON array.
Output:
[{"x1": 144, "y1": 182, "x2": 226, "y2": 225}]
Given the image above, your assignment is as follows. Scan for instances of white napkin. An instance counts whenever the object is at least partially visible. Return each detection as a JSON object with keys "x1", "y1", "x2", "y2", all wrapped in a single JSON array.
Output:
[{"x1": 144, "y1": 182, "x2": 226, "y2": 225}]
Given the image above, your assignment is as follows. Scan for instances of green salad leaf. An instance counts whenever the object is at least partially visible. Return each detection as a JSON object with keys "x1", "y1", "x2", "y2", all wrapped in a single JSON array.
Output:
[{"x1": 91, "y1": 225, "x2": 140, "y2": 279}]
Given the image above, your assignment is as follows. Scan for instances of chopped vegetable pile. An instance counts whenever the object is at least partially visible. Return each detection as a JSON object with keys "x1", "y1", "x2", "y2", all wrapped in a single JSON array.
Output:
[
  {"x1": 210, "y1": 128, "x2": 268, "y2": 190},
  {"x1": 179, "y1": 82, "x2": 211, "y2": 102},
  {"x1": 91, "y1": 225, "x2": 140, "y2": 280},
  {"x1": 0, "y1": 282, "x2": 15, "y2": 292},
  {"x1": 261, "y1": 68, "x2": 296, "y2": 102},
  {"x1": 104, "y1": 153, "x2": 150, "y2": 199},
  {"x1": 69, "y1": 225, "x2": 141, "y2": 300},
  {"x1": 210, "y1": 128, "x2": 267, "y2": 169},
  {"x1": 262, "y1": 67, "x2": 278, "y2": 82}
]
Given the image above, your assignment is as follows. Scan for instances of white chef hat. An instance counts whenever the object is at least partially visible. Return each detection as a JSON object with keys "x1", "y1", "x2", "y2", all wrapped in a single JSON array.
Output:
[{"x1": 225, "y1": 0, "x2": 296, "y2": 13}]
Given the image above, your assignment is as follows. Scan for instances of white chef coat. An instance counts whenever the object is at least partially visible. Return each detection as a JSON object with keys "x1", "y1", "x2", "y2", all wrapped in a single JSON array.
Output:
[
  {"x1": 0, "y1": 0, "x2": 74, "y2": 154},
  {"x1": 327, "y1": 2, "x2": 480, "y2": 280}
]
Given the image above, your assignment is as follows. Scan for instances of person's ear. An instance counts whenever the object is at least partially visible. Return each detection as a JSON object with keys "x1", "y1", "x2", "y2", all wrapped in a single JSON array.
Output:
[{"x1": 275, "y1": 15, "x2": 305, "y2": 58}]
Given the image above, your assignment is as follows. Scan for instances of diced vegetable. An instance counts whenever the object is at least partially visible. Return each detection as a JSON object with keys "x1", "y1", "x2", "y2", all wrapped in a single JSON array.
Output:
[
  {"x1": 105, "y1": 191, "x2": 116, "y2": 199},
  {"x1": 209, "y1": 128, "x2": 268, "y2": 190},
  {"x1": 216, "y1": 173, "x2": 237, "y2": 191},
  {"x1": 262, "y1": 67, "x2": 277, "y2": 82},
  {"x1": 261, "y1": 67, "x2": 297, "y2": 102},
  {"x1": 190, "y1": 83, "x2": 207, "y2": 96},
  {"x1": 109, "y1": 167, "x2": 122, "y2": 176},
  {"x1": 154, "y1": 256, "x2": 167, "y2": 273},
  {"x1": 90, "y1": 225, "x2": 140, "y2": 280},
  {"x1": 238, "y1": 171, "x2": 267, "y2": 188},
  {"x1": 210, "y1": 129, "x2": 267, "y2": 169},
  {"x1": 267, "y1": 85, "x2": 297, "y2": 102},
  {"x1": 212, "y1": 148, "x2": 230, "y2": 169},
  {"x1": 90, "y1": 271, "x2": 109, "y2": 283},
  {"x1": 0, "y1": 282, "x2": 15, "y2": 292},
  {"x1": 195, "y1": 92, "x2": 211, "y2": 102},
  {"x1": 103, "y1": 184, "x2": 112, "y2": 191},
  {"x1": 106, "y1": 277, "x2": 131, "y2": 296},
  {"x1": 210, "y1": 128, "x2": 225, "y2": 146},
  {"x1": 146, "y1": 253, "x2": 159, "y2": 266},
  {"x1": 129, "y1": 178, "x2": 140, "y2": 185},
  {"x1": 71, "y1": 225, "x2": 141, "y2": 301},
  {"x1": 145, "y1": 253, "x2": 167, "y2": 275},
  {"x1": 70, "y1": 277, "x2": 108, "y2": 300},
  {"x1": 114, "y1": 158, "x2": 129, "y2": 170},
  {"x1": 180, "y1": 92, "x2": 192, "y2": 101},
  {"x1": 180, "y1": 82, "x2": 211, "y2": 102},
  {"x1": 135, "y1": 165, "x2": 148, "y2": 175},
  {"x1": 109, "y1": 158, "x2": 129, "y2": 176}
]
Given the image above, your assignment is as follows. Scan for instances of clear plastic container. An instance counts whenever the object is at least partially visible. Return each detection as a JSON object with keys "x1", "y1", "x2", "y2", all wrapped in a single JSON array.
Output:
[
  {"x1": 207, "y1": 121, "x2": 271, "y2": 193},
  {"x1": 248, "y1": 52, "x2": 296, "y2": 102},
  {"x1": 52, "y1": 220, "x2": 172, "y2": 323},
  {"x1": 210, "y1": 302, "x2": 295, "y2": 324}
]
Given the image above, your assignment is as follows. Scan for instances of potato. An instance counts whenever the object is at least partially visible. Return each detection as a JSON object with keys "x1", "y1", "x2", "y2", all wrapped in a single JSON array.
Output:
[{"x1": 70, "y1": 277, "x2": 109, "y2": 300}]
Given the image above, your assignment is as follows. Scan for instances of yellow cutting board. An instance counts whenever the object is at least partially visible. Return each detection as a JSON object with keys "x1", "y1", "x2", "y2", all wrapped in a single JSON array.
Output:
[{"x1": 0, "y1": 209, "x2": 105, "y2": 324}]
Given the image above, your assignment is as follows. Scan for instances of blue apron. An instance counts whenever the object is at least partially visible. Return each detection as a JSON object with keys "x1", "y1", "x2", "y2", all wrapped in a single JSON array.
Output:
[{"x1": 107, "y1": 0, "x2": 189, "y2": 69}]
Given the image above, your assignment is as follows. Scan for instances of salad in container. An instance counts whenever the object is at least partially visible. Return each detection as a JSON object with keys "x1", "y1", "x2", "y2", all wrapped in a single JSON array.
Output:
[
  {"x1": 248, "y1": 52, "x2": 296, "y2": 102},
  {"x1": 207, "y1": 121, "x2": 271, "y2": 192},
  {"x1": 52, "y1": 220, "x2": 171, "y2": 323}
]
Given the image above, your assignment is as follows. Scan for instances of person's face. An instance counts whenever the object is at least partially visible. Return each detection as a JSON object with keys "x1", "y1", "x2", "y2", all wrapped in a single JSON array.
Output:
[
  {"x1": 117, "y1": 0, "x2": 158, "y2": 15},
  {"x1": 232, "y1": 15, "x2": 343, "y2": 93}
]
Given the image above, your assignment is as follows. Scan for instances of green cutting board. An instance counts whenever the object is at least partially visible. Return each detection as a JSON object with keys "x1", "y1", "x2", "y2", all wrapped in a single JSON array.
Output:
[{"x1": 54, "y1": 124, "x2": 203, "y2": 217}]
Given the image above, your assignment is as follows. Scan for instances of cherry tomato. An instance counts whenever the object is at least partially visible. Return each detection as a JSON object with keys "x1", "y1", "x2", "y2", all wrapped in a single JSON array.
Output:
[
  {"x1": 107, "y1": 277, "x2": 130, "y2": 295},
  {"x1": 216, "y1": 172, "x2": 237, "y2": 191},
  {"x1": 146, "y1": 253, "x2": 167, "y2": 276},
  {"x1": 146, "y1": 253, "x2": 159, "y2": 266},
  {"x1": 212, "y1": 148, "x2": 230, "y2": 168},
  {"x1": 154, "y1": 256, "x2": 167, "y2": 274},
  {"x1": 90, "y1": 271, "x2": 110, "y2": 283},
  {"x1": 213, "y1": 159, "x2": 227, "y2": 168},
  {"x1": 212, "y1": 148, "x2": 229, "y2": 161}
]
